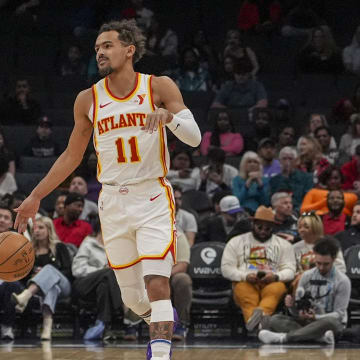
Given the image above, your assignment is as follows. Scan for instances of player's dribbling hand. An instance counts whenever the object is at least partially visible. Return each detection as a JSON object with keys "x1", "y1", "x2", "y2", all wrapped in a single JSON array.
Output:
[
  {"x1": 14, "y1": 194, "x2": 41, "y2": 234},
  {"x1": 142, "y1": 108, "x2": 173, "y2": 134}
]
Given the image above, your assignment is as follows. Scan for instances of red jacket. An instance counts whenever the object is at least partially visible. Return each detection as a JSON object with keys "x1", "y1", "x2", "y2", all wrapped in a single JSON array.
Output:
[
  {"x1": 341, "y1": 158, "x2": 360, "y2": 190},
  {"x1": 238, "y1": 2, "x2": 260, "y2": 31}
]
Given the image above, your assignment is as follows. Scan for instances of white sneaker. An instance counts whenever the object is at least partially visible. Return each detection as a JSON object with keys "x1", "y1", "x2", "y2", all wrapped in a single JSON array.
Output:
[
  {"x1": 1, "y1": 325, "x2": 14, "y2": 340},
  {"x1": 320, "y1": 330, "x2": 335, "y2": 345},
  {"x1": 258, "y1": 330, "x2": 287, "y2": 344}
]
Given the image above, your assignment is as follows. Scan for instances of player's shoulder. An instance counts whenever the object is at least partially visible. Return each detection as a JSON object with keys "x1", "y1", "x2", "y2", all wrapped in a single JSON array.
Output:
[
  {"x1": 151, "y1": 75, "x2": 176, "y2": 89},
  {"x1": 74, "y1": 87, "x2": 93, "y2": 113}
]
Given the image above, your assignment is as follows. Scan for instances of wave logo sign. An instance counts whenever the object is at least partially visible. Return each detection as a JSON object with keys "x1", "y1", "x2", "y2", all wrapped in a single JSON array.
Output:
[{"x1": 200, "y1": 248, "x2": 217, "y2": 265}]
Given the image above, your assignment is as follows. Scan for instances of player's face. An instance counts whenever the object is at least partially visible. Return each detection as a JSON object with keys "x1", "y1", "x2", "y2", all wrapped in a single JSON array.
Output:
[
  {"x1": 95, "y1": 31, "x2": 135, "y2": 76},
  {"x1": 0, "y1": 209, "x2": 13, "y2": 232}
]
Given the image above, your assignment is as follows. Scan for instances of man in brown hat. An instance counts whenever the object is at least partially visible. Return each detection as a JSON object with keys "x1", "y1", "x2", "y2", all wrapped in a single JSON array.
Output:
[{"x1": 221, "y1": 206, "x2": 296, "y2": 332}]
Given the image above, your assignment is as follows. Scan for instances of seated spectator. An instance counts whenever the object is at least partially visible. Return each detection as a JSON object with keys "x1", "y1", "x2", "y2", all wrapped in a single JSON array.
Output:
[
  {"x1": 167, "y1": 149, "x2": 200, "y2": 192},
  {"x1": 314, "y1": 126, "x2": 348, "y2": 166},
  {"x1": 53, "y1": 192, "x2": 92, "y2": 247},
  {"x1": 72, "y1": 215, "x2": 124, "y2": 341},
  {"x1": 272, "y1": 192, "x2": 298, "y2": 243},
  {"x1": 0, "y1": 155, "x2": 17, "y2": 196},
  {"x1": 273, "y1": 99, "x2": 294, "y2": 128},
  {"x1": 257, "y1": 138, "x2": 281, "y2": 178},
  {"x1": 294, "y1": 212, "x2": 346, "y2": 282},
  {"x1": 221, "y1": 206, "x2": 296, "y2": 332},
  {"x1": 171, "y1": 231, "x2": 192, "y2": 341},
  {"x1": 52, "y1": 190, "x2": 68, "y2": 219},
  {"x1": 60, "y1": 44, "x2": 87, "y2": 77},
  {"x1": 232, "y1": 151, "x2": 270, "y2": 215},
  {"x1": 171, "y1": 47, "x2": 211, "y2": 92},
  {"x1": 237, "y1": 0, "x2": 260, "y2": 33},
  {"x1": 0, "y1": 128, "x2": 16, "y2": 176},
  {"x1": 297, "y1": 25, "x2": 343, "y2": 74},
  {"x1": 191, "y1": 29, "x2": 217, "y2": 72},
  {"x1": 0, "y1": 78, "x2": 41, "y2": 125},
  {"x1": 200, "y1": 111, "x2": 244, "y2": 156},
  {"x1": 211, "y1": 59, "x2": 267, "y2": 109},
  {"x1": 339, "y1": 114, "x2": 360, "y2": 157},
  {"x1": 222, "y1": 29, "x2": 259, "y2": 77},
  {"x1": 23, "y1": 116, "x2": 61, "y2": 157},
  {"x1": 341, "y1": 144, "x2": 360, "y2": 194},
  {"x1": 281, "y1": 0, "x2": 322, "y2": 38},
  {"x1": 69, "y1": 175, "x2": 98, "y2": 220},
  {"x1": 173, "y1": 185, "x2": 198, "y2": 246},
  {"x1": 11, "y1": 216, "x2": 72, "y2": 340},
  {"x1": 216, "y1": 55, "x2": 236, "y2": 88},
  {"x1": 0, "y1": 203, "x2": 14, "y2": 233},
  {"x1": 120, "y1": 0, "x2": 153, "y2": 30},
  {"x1": 259, "y1": 236, "x2": 351, "y2": 345},
  {"x1": 321, "y1": 190, "x2": 351, "y2": 235},
  {"x1": 276, "y1": 126, "x2": 296, "y2": 153},
  {"x1": 301, "y1": 165, "x2": 358, "y2": 216},
  {"x1": 270, "y1": 147, "x2": 313, "y2": 212},
  {"x1": 343, "y1": 25, "x2": 360, "y2": 76},
  {"x1": 198, "y1": 195, "x2": 249, "y2": 243},
  {"x1": 197, "y1": 148, "x2": 238, "y2": 198},
  {"x1": 336, "y1": 201, "x2": 360, "y2": 252}
]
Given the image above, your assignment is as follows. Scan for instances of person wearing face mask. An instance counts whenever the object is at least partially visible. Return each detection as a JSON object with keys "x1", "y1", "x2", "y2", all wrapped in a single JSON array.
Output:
[{"x1": 221, "y1": 206, "x2": 296, "y2": 332}]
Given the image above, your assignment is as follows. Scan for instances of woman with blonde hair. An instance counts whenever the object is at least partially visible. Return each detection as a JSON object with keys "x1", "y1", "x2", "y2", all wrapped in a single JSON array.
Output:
[
  {"x1": 11, "y1": 216, "x2": 72, "y2": 340},
  {"x1": 232, "y1": 151, "x2": 270, "y2": 215}
]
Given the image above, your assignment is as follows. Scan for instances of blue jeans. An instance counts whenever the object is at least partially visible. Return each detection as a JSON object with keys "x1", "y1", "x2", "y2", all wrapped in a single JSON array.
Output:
[{"x1": 30, "y1": 264, "x2": 71, "y2": 313}]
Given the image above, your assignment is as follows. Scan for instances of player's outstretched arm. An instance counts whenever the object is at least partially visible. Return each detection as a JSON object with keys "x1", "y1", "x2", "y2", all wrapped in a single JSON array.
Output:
[
  {"x1": 144, "y1": 76, "x2": 201, "y2": 147},
  {"x1": 14, "y1": 89, "x2": 94, "y2": 233}
]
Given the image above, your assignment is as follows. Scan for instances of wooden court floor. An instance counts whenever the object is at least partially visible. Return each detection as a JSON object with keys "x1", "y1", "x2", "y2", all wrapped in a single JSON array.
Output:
[{"x1": 1, "y1": 343, "x2": 360, "y2": 360}]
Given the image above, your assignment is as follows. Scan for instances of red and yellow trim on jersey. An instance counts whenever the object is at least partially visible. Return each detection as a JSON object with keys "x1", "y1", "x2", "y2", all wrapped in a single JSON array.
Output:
[
  {"x1": 108, "y1": 178, "x2": 177, "y2": 270},
  {"x1": 104, "y1": 72, "x2": 141, "y2": 102},
  {"x1": 158, "y1": 123, "x2": 168, "y2": 177},
  {"x1": 91, "y1": 84, "x2": 102, "y2": 179},
  {"x1": 147, "y1": 75, "x2": 155, "y2": 112}
]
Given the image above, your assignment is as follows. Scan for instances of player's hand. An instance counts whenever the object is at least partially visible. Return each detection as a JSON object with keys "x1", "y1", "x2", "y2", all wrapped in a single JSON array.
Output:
[
  {"x1": 142, "y1": 108, "x2": 173, "y2": 134},
  {"x1": 14, "y1": 194, "x2": 41, "y2": 234}
]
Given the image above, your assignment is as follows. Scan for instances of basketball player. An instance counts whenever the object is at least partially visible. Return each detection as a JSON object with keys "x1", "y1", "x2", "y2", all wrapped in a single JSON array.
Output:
[{"x1": 14, "y1": 20, "x2": 201, "y2": 359}]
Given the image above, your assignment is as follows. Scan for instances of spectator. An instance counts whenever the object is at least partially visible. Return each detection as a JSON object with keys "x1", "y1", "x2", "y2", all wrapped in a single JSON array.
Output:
[
  {"x1": 294, "y1": 212, "x2": 346, "y2": 280},
  {"x1": 199, "y1": 195, "x2": 249, "y2": 243},
  {"x1": 197, "y1": 148, "x2": 238, "y2": 198},
  {"x1": 171, "y1": 47, "x2": 211, "y2": 92},
  {"x1": 297, "y1": 26, "x2": 343, "y2": 74},
  {"x1": 321, "y1": 190, "x2": 351, "y2": 235},
  {"x1": 273, "y1": 99, "x2": 294, "y2": 127},
  {"x1": 314, "y1": 126, "x2": 348, "y2": 166},
  {"x1": 120, "y1": 0, "x2": 153, "y2": 31},
  {"x1": 276, "y1": 126, "x2": 296, "y2": 152},
  {"x1": 0, "y1": 155, "x2": 17, "y2": 196},
  {"x1": 336, "y1": 201, "x2": 360, "y2": 252},
  {"x1": 0, "y1": 203, "x2": 14, "y2": 233},
  {"x1": 0, "y1": 78, "x2": 41, "y2": 125},
  {"x1": 339, "y1": 114, "x2": 360, "y2": 157},
  {"x1": 221, "y1": 206, "x2": 295, "y2": 332},
  {"x1": 217, "y1": 55, "x2": 236, "y2": 88},
  {"x1": 259, "y1": 236, "x2": 351, "y2": 345},
  {"x1": 237, "y1": 0, "x2": 260, "y2": 33},
  {"x1": 222, "y1": 29, "x2": 259, "y2": 77},
  {"x1": 71, "y1": 215, "x2": 124, "y2": 341},
  {"x1": 272, "y1": 192, "x2": 298, "y2": 243},
  {"x1": 301, "y1": 165, "x2": 358, "y2": 216},
  {"x1": 167, "y1": 149, "x2": 200, "y2": 192},
  {"x1": 53, "y1": 192, "x2": 92, "y2": 248},
  {"x1": 232, "y1": 151, "x2": 270, "y2": 215},
  {"x1": 211, "y1": 59, "x2": 267, "y2": 109},
  {"x1": 270, "y1": 147, "x2": 313, "y2": 212},
  {"x1": 23, "y1": 116, "x2": 61, "y2": 157},
  {"x1": 341, "y1": 144, "x2": 360, "y2": 193},
  {"x1": 52, "y1": 191, "x2": 69, "y2": 219},
  {"x1": 0, "y1": 128, "x2": 16, "y2": 176},
  {"x1": 343, "y1": 25, "x2": 360, "y2": 76},
  {"x1": 68, "y1": 175, "x2": 98, "y2": 221},
  {"x1": 60, "y1": 44, "x2": 87, "y2": 77},
  {"x1": 11, "y1": 216, "x2": 72, "y2": 340},
  {"x1": 257, "y1": 138, "x2": 281, "y2": 178},
  {"x1": 191, "y1": 29, "x2": 217, "y2": 72},
  {"x1": 200, "y1": 111, "x2": 244, "y2": 156},
  {"x1": 171, "y1": 231, "x2": 192, "y2": 341},
  {"x1": 173, "y1": 185, "x2": 197, "y2": 247}
]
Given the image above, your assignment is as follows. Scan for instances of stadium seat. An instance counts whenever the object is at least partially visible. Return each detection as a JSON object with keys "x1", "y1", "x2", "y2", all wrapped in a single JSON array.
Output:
[
  {"x1": 181, "y1": 190, "x2": 212, "y2": 219},
  {"x1": 19, "y1": 156, "x2": 57, "y2": 173}
]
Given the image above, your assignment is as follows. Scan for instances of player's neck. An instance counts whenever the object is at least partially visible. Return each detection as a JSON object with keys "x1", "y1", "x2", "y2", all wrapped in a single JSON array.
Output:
[{"x1": 106, "y1": 67, "x2": 137, "y2": 98}]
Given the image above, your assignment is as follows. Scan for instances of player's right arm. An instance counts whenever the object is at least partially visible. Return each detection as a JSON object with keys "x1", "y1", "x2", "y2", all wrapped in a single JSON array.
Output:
[{"x1": 14, "y1": 89, "x2": 94, "y2": 233}]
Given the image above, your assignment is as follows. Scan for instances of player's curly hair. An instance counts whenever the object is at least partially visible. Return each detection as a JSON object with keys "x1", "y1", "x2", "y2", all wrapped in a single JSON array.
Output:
[{"x1": 98, "y1": 19, "x2": 146, "y2": 64}]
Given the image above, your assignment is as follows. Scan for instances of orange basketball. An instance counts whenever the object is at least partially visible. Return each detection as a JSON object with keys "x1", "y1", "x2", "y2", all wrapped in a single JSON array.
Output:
[{"x1": 0, "y1": 231, "x2": 35, "y2": 282}]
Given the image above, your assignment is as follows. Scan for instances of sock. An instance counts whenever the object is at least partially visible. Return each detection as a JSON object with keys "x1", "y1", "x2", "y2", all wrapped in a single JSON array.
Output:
[{"x1": 150, "y1": 339, "x2": 171, "y2": 358}]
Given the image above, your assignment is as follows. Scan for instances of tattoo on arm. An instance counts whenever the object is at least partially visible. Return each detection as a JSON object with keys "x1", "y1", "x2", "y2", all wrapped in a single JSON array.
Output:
[{"x1": 150, "y1": 322, "x2": 173, "y2": 341}]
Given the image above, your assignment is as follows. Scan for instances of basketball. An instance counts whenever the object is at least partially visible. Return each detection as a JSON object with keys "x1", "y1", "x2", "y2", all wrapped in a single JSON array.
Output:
[{"x1": 0, "y1": 231, "x2": 35, "y2": 282}]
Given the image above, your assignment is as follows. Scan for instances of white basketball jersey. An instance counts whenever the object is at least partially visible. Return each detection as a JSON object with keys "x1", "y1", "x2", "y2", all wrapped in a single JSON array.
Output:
[{"x1": 89, "y1": 73, "x2": 170, "y2": 186}]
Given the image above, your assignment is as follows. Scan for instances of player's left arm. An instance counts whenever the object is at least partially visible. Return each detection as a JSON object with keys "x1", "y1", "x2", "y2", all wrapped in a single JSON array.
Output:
[{"x1": 143, "y1": 76, "x2": 201, "y2": 147}]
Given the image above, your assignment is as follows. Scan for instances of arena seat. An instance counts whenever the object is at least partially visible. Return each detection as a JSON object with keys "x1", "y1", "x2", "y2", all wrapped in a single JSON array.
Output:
[{"x1": 19, "y1": 156, "x2": 57, "y2": 173}]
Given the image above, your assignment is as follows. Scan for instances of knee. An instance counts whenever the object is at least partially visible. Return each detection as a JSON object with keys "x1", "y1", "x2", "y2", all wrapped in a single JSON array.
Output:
[
  {"x1": 120, "y1": 284, "x2": 149, "y2": 315},
  {"x1": 144, "y1": 274, "x2": 170, "y2": 301}
]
